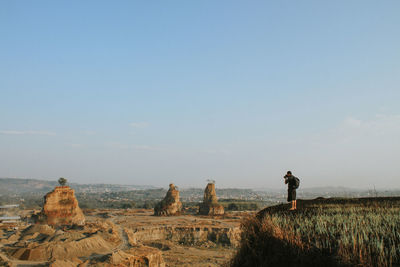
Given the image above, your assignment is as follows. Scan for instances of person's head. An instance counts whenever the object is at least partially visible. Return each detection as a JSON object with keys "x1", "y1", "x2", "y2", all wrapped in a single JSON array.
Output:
[{"x1": 286, "y1": 171, "x2": 292, "y2": 177}]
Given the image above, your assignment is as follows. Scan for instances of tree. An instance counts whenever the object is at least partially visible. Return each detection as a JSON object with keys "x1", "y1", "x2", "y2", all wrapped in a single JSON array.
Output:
[
  {"x1": 58, "y1": 177, "x2": 67, "y2": 186},
  {"x1": 228, "y1": 203, "x2": 239, "y2": 211},
  {"x1": 121, "y1": 202, "x2": 135, "y2": 209},
  {"x1": 143, "y1": 201, "x2": 156, "y2": 209}
]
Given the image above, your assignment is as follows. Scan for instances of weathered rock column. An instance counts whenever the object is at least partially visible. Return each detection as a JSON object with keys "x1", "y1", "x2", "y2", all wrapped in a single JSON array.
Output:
[
  {"x1": 38, "y1": 186, "x2": 85, "y2": 226},
  {"x1": 198, "y1": 183, "x2": 224, "y2": 215},
  {"x1": 154, "y1": 184, "x2": 183, "y2": 216}
]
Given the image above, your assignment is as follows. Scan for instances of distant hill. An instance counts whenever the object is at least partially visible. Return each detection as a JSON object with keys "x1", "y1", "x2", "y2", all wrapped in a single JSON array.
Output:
[
  {"x1": 0, "y1": 178, "x2": 258, "y2": 200},
  {"x1": 1, "y1": 177, "x2": 398, "y2": 201},
  {"x1": 255, "y1": 186, "x2": 361, "y2": 193},
  {"x1": 0, "y1": 177, "x2": 156, "y2": 195},
  {"x1": 0, "y1": 178, "x2": 57, "y2": 194}
]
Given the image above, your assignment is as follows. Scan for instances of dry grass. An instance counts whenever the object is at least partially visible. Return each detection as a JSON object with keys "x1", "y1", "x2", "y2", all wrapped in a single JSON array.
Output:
[{"x1": 230, "y1": 197, "x2": 400, "y2": 267}]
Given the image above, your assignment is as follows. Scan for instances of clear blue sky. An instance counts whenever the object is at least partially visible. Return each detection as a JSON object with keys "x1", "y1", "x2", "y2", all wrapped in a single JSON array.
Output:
[{"x1": 1, "y1": 1, "x2": 399, "y2": 188}]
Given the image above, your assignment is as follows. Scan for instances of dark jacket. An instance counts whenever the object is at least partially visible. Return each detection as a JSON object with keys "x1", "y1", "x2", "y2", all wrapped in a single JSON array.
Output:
[{"x1": 285, "y1": 176, "x2": 298, "y2": 190}]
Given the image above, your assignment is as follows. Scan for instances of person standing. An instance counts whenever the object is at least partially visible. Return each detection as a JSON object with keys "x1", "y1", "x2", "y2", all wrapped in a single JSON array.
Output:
[{"x1": 284, "y1": 171, "x2": 299, "y2": 210}]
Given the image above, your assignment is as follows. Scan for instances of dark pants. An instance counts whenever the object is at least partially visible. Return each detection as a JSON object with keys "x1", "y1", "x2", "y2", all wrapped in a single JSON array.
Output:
[{"x1": 287, "y1": 188, "x2": 296, "y2": 202}]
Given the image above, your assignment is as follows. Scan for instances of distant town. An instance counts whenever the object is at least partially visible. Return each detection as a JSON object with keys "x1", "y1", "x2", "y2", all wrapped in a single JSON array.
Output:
[{"x1": 1, "y1": 178, "x2": 399, "y2": 211}]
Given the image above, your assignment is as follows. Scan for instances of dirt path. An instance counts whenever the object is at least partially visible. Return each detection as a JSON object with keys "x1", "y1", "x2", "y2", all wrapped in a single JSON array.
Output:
[{"x1": 109, "y1": 217, "x2": 131, "y2": 250}]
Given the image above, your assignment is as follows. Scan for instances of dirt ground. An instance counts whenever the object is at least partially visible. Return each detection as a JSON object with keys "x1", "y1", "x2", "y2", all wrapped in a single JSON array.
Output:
[
  {"x1": 162, "y1": 246, "x2": 234, "y2": 267},
  {"x1": 1, "y1": 209, "x2": 250, "y2": 267},
  {"x1": 85, "y1": 209, "x2": 248, "y2": 267}
]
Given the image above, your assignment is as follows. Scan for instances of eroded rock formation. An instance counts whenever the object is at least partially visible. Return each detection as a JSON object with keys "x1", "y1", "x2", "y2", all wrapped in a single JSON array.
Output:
[
  {"x1": 38, "y1": 186, "x2": 85, "y2": 226},
  {"x1": 124, "y1": 225, "x2": 240, "y2": 247},
  {"x1": 198, "y1": 183, "x2": 224, "y2": 215},
  {"x1": 85, "y1": 247, "x2": 165, "y2": 267},
  {"x1": 154, "y1": 184, "x2": 182, "y2": 216},
  {"x1": 5, "y1": 221, "x2": 166, "y2": 267},
  {"x1": 2, "y1": 208, "x2": 242, "y2": 266}
]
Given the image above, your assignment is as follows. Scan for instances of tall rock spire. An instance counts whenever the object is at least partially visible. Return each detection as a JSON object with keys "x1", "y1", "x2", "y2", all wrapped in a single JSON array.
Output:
[
  {"x1": 198, "y1": 183, "x2": 224, "y2": 215},
  {"x1": 38, "y1": 186, "x2": 85, "y2": 226},
  {"x1": 154, "y1": 183, "x2": 183, "y2": 216}
]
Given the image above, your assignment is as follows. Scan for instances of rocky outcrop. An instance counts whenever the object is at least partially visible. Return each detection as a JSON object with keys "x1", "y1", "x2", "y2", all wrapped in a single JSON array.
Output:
[
  {"x1": 3, "y1": 207, "x2": 245, "y2": 266},
  {"x1": 198, "y1": 183, "x2": 224, "y2": 215},
  {"x1": 154, "y1": 184, "x2": 182, "y2": 216},
  {"x1": 124, "y1": 225, "x2": 241, "y2": 248},
  {"x1": 38, "y1": 186, "x2": 85, "y2": 226},
  {"x1": 9, "y1": 234, "x2": 113, "y2": 261},
  {"x1": 5, "y1": 221, "x2": 166, "y2": 267},
  {"x1": 85, "y1": 247, "x2": 165, "y2": 267}
]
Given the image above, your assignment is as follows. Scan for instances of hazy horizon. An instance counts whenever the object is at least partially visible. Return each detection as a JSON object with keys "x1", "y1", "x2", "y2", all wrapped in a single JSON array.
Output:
[
  {"x1": 1, "y1": 176, "x2": 398, "y2": 192},
  {"x1": 1, "y1": 1, "x2": 399, "y2": 189}
]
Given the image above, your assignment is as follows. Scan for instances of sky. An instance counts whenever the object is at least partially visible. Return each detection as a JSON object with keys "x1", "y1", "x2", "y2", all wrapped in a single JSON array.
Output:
[{"x1": 1, "y1": 1, "x2": 400, "y2": 189}]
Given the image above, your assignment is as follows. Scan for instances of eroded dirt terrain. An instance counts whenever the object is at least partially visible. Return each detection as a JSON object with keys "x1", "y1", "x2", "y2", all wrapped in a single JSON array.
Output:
[
  {"x1": 1, "y1": 209, "x2": 250, "y2": 266},
  {"x1": 87, "y1": 209, "x2": 246, "y2": 266}
]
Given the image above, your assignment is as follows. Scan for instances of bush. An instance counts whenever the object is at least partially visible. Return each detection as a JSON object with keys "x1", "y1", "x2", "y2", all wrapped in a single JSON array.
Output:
[
  {"x1": 223, "y1": 201, "x2": 259, "y2": 211},
  {"x1": 121, "y1": 202, "x2": 135, "y2": 209},
  {"x1": 142, "y1": 201, "x2": 157, "y2": 209},
  {"x1": 228, "y1": 203, "x2": 239, "y2": 211}
]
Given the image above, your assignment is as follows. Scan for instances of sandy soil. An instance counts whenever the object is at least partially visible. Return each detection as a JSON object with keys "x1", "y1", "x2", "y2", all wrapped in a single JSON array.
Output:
[
  {"x1": 85, "y1": 209, "x2": 247, "y2": 266},
  {"x1": 1, "y1": 209, "x2": 250, "y2": 267}
]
